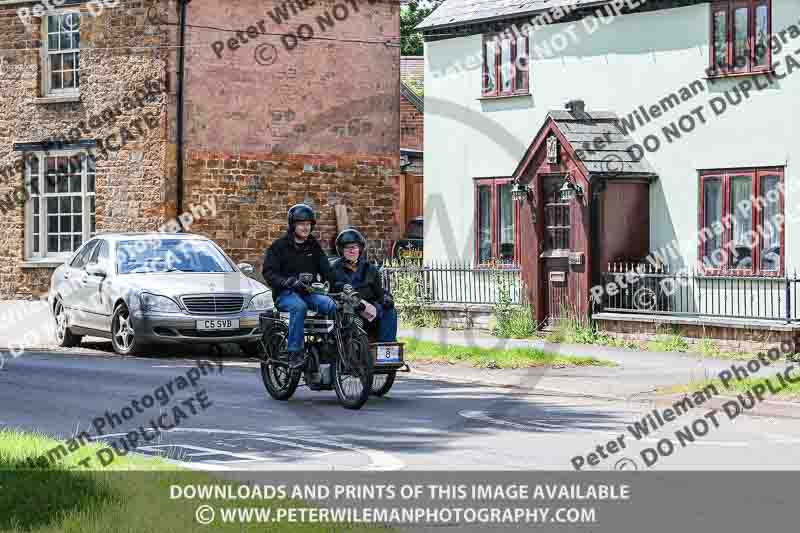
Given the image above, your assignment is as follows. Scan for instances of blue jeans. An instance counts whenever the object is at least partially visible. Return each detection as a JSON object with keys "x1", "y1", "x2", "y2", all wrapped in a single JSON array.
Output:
[
  {"x1": 276, "y1": 290, "x2": 337, "y2": 351},
  {"x1": 374, "y1": 304, "x2": 398, "y2": 343}
]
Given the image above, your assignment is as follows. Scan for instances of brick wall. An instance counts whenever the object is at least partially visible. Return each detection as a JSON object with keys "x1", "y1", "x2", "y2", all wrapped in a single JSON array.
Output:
[
  {"x1": 0, "y1": 1, "x2": 175, "y2": 298},
  {"x1": 400, "y1": 94, "x2": 423, "y2": 151},
  {"x1": 186, "y1": 151, "x2": 398, "y2": 279},
  {"x1": 184, "y1": 0, "x2": 402, "y2": 273}
]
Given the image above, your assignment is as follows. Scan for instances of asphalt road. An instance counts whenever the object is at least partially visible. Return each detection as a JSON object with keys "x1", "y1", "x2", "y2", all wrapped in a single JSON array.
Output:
[{"x1": 3, "y1": 350, "x2": 800, "y2": 472}]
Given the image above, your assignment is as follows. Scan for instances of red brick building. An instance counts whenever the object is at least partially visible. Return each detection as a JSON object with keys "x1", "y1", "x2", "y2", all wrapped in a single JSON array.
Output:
[
  {"x1": 399, "y1": 55, "x2": 423, "y2": 227},
  {"x1": 0, "y1": 0, "x2": 400, "y2": 297}
]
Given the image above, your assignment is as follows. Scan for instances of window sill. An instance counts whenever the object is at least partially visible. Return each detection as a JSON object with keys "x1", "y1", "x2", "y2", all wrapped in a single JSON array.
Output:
[
  {"x1": 477, "y1": 92, "x2": 531, "y2": 101},
  {"x1": 22, "y1": 258, "x2": 66, "y2": 268},
  {"x1": 35, "y1": 94, "x2": 81, "y2": 105},
  {"x1": 705, "y1": 68, "x2": 774, "y2": 81}
]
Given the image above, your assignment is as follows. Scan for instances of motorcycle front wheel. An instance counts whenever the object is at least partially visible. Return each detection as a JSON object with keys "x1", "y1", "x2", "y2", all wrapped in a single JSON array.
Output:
[
  {"x1": 260, "y1": 324, "x2": 301, "y2": 401},
  {"x1": 333, "y1": 329, "x2": 373, "y2": 410}
]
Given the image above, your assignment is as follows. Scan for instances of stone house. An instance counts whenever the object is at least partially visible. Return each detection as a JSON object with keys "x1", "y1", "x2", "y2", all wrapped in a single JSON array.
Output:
[{"x1": 0, "y1": 0, "x2": 401, "y2": 298}]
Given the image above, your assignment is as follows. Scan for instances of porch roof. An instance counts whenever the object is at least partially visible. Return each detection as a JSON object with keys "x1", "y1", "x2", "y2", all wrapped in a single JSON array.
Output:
[{"x1": 547, "y1": 109, "x2": 658, "y2": 178}]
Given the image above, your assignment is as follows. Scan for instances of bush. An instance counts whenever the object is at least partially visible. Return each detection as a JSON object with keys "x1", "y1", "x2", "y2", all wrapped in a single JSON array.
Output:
[
  {"x1": 546, "y1": 307, "x2": 638, "y2": 349},
  {"x1": 392, "y1": 272, "x2": 441, "y2": 328},
  {"x1": 492, "y1": 271, "x2": 536, "y2": 338}
]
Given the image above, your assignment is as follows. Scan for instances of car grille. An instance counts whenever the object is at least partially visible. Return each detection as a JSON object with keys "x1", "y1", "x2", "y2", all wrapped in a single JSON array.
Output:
[{"x1": 182, "y1": 295, "x2": 245, "y2": 315}]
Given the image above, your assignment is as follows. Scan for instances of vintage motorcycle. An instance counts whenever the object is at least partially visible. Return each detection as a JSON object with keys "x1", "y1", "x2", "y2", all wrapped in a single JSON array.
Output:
[{"x1": 257, "y1": 276, "x2": 408, "y2": 410}]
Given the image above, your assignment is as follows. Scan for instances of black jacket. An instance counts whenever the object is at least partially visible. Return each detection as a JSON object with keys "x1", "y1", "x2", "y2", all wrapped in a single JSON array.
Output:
[
  {"x1": 262, "y1": 233, "x2": 334, "y2": 301},
  {"x1": 330, "y1": 257, "x2": 386, "y2": 304}
]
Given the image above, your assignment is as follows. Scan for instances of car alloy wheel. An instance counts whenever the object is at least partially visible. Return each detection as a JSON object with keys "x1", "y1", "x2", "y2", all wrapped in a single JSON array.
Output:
[
  {"x1": 112, "y1": 305, "x2": 138, "y2": 354},
  {"x1": 54, "y1": 298, "x2": 82, "y2": 347}
]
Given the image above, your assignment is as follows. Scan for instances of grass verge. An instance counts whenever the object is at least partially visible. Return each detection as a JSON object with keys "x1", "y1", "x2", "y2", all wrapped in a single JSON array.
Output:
[
  {"x1": 0, "y1": 429, "x2": 386, "y2": 533},
  {"x1": 400, "y1": 337, "x2": 613, "y2": 369},
  {"x1": 660, "y1": 375, "x2": 800, "y2": 401}
]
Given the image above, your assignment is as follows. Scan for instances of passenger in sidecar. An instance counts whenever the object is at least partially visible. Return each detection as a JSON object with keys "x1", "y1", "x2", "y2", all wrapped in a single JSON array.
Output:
[{"x1": 329, "y1": 229, "x2": 397, "y2": 343}]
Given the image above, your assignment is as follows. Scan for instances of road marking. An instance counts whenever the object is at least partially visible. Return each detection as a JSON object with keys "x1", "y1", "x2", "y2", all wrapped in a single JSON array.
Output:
[
  {"x1": 229, "y1": 436, "x2": 331, "y2": 453},
  {"x1": 137, "y1": 443, "x2": 266, "y2": 461},
  {"x1": 164, "y1": 428, "x2": 405, "y2": 471}
]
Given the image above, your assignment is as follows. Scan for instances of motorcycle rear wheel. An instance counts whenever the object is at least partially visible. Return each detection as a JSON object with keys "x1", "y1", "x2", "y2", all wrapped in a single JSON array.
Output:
[
  {"x1": 334, "y1": 330, "x2": 373, "y2": 410},
  {"x1": 371, "y1": 371, "x2": 396, "y2": 396}
]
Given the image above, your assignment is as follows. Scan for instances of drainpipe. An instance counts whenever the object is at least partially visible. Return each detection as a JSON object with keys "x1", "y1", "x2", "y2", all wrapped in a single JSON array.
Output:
[{"x1": 176, "y1": 0, "x2": 190, "y2": 230}]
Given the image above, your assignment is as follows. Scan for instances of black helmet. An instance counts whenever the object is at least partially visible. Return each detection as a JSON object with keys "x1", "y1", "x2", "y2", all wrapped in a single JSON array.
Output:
[
  {"x1": 287, "y1": 203, "x2": 316, "y2": 232},
  {"x1": 335, "y1": 228, "x2": 367, "y2": 257}
]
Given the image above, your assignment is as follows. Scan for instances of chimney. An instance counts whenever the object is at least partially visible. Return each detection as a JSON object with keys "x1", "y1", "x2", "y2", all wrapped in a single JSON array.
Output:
[{"x1": 565, "y1": 99, "x2": 586, "y2": 114}]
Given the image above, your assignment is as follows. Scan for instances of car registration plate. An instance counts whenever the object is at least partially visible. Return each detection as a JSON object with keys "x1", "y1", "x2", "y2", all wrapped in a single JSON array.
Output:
[
  {"x1": 196, "y1": 319, "x2": 239, "y2": 330},
  {"x1": 375, "y1": 344, "x2": 401, "y2": 363}
]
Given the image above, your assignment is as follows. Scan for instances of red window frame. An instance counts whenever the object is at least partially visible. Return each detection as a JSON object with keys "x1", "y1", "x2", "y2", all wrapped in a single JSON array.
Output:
[
  {"x1": 709, "y1": 0, "x2": 771, "y2": 77},
  {"x1": 697, "y1": 167, "x2": 784, "y2": 276},
  {"x1": 482, "y1": 31, "x2": 530, "y2": 97},
  {"x1": 474, "y1": 177, "x2": 521, "y2": 266}
]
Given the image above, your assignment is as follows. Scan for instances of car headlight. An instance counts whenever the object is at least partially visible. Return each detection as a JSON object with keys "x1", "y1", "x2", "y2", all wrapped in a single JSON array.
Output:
[
  {"x1": 247, "y1": 291, "x2": 273, "y2": 311},
  {"x1": 139, "y1": 292, "x2": 182, "y2": 314}
]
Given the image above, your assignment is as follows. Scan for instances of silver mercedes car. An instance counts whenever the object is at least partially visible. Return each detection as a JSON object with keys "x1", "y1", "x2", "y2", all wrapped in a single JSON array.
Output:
[{"x1": 47, "y1": 233, "x2": 273, "y2": 355}]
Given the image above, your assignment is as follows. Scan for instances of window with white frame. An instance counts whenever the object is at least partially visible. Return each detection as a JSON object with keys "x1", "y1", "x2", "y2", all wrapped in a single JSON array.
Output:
[
  {"x1": 43, "y1": 12, "x2": 81, "y2": 95},
  {"x1": 25, "y1": 152, "x2": 96, "y2": 260}
]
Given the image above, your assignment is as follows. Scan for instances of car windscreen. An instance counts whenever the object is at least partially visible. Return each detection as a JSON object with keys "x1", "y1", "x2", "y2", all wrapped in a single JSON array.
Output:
[{"x1": 117, "y1": 239, "x2": 235, "y2": 274}]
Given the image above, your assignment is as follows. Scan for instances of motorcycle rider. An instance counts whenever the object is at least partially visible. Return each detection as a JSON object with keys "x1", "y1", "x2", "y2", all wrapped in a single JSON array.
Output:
[
  {"x1": 262, "y1": 203, "x2": 336, "y2": 368},
  {"x1": 330, "y1": 228, "x2": 398, "y2": 342}
]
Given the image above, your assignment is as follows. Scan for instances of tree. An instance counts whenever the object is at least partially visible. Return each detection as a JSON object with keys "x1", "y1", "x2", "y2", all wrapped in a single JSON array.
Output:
[{"x1": 401, "y1": 0, "x2": 443, "y2": 56}]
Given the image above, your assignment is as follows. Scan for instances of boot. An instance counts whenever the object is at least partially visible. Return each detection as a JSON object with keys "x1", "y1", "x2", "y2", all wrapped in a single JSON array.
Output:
[{"x1": 287, "y1": 349, "x2": 306, "y2": 369}]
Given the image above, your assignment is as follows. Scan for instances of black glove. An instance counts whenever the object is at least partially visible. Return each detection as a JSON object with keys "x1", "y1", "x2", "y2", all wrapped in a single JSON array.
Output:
[
  {"x1": 293, "y1": 278, "x2": 311, "y2": 293},
  {"x1": 382, "y1": 293, "x2": 394, "y2": 310},
  {"x1": 342, "y1": 284, "x2": 354, "y2": 293}
]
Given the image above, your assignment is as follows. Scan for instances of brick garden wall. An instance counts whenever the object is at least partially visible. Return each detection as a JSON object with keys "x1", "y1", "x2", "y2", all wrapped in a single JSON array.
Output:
[
  {"x1": 0, "y1": 1, "x2": 175, "y2": 298},
  {"x1": 596, "y1": 318, "x2": 799, "y2": 354}
]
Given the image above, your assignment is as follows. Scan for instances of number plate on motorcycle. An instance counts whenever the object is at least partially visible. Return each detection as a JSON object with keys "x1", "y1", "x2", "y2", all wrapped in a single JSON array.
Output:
[
  {"x1": 196, "y1": 319, "x2": 239, "y2": 330},
  {"x1": 375, "y1": 344, "x2": 401, "y2": 363}
]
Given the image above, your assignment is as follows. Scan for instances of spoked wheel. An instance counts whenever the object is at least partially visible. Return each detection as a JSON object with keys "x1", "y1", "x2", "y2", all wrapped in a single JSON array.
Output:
[
  {"x1": 53, "y1": 298, "x2": 82, "y2": 347},
  {"x1": 334, "y1": 330, "x2": 374, "y2": 410},
  {"x1": 260, "y1": 324, "x2": 300, "y2": 401},
  {"x1": 371, "y1": 371, "x2": 396, "y2": 397}
]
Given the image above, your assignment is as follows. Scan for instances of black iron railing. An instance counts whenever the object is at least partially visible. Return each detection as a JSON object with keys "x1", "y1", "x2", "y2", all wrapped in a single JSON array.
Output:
[
  {"x1": 380, "y1": 261, "x2": 526, "y2": 305},
  {"x1": 598, "y1": 263, "x2": 799, "y2": 322}
]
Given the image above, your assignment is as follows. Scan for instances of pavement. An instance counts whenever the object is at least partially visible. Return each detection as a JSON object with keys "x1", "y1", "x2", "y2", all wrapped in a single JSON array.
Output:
[{"x1": 399, "y1": 327, "x2": 800, "y2": 420}]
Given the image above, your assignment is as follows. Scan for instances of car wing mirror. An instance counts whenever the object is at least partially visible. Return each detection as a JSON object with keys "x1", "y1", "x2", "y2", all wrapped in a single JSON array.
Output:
[
  {"x1": 238, "y1": 262, "x2": 254, "y2": 274},
  {"x1": 86, "y1": 263, "x2": 107, "y2": 278}
]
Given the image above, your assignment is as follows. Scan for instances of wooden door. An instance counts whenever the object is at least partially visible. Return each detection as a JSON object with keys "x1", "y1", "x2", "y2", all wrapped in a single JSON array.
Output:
[
  {"x1": 543, "y1": 258, "x2": 569, "y2": 327},
  {"x1": 404, "y1": 174, "x2": 423, "y2": 223},
  {"x1": 541, "y1": 176, "x2": 571, "y2": 327}
]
